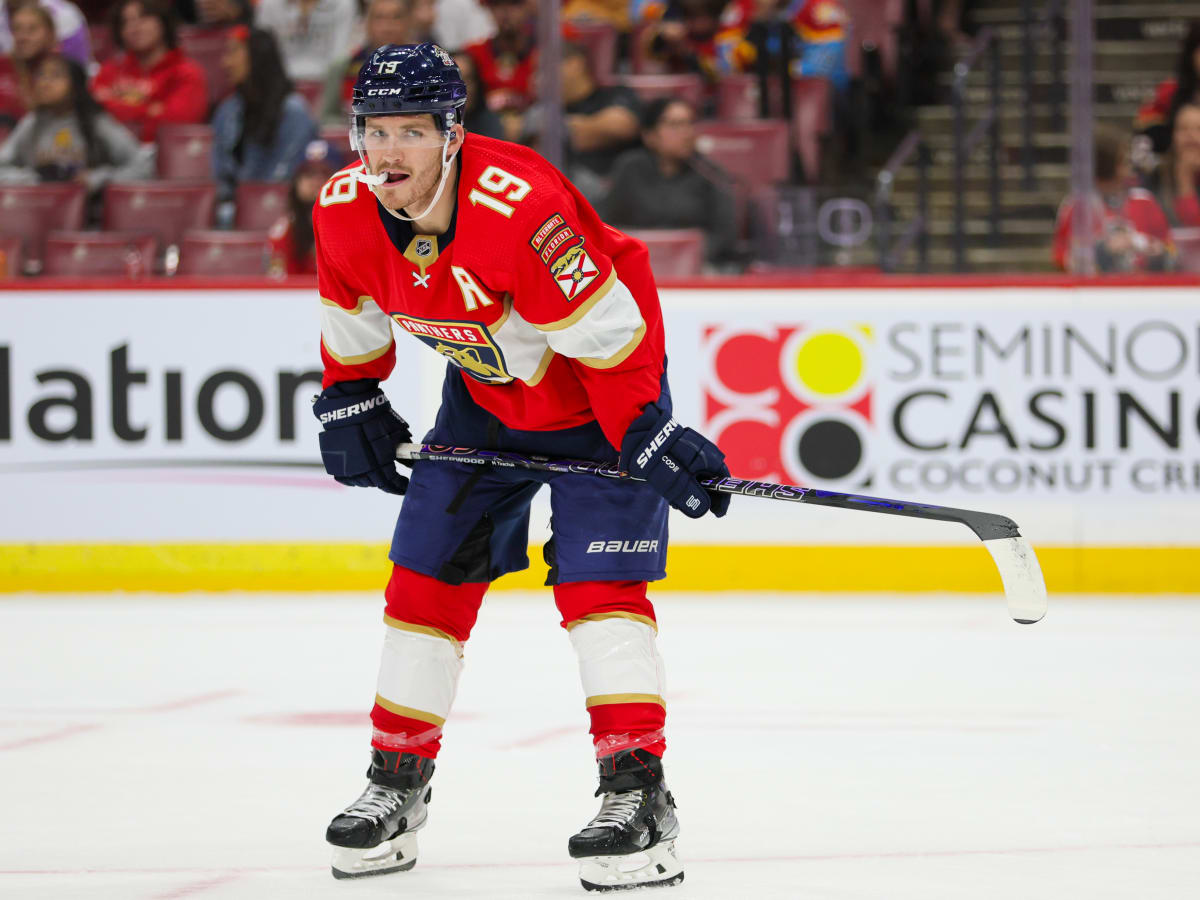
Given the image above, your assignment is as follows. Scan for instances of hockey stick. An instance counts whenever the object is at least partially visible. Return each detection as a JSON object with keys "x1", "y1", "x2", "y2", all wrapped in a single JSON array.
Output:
[{"x1": 395, "y1": 443, "x2": 1048, "y2": 625}]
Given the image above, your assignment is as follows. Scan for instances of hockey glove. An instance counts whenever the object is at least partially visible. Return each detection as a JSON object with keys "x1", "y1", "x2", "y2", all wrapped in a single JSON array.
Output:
[
  {"x1": 312, "y1": 379, "x2": 412, "y2": 495},
  {"x1": 619, "y1": 402, "x2": 731, "y2": 519}
]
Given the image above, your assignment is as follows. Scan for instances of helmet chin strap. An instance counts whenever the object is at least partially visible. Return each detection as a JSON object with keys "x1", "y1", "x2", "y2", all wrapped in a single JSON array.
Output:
[{"x1": 355, "y1": 134, "x2": 458, "y2": 224}]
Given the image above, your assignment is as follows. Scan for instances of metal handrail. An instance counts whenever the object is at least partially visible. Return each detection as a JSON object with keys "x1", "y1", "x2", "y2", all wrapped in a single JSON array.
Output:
[
  {"x1": 1020, "y1": 0, "x2": 1068, "y2": 188},
  {"x1": 952, "y1": 27, "x2": 1001, "y2": 272},
  {"x1": 876, "y1": 130, "x2": 930, "y2": 273}
]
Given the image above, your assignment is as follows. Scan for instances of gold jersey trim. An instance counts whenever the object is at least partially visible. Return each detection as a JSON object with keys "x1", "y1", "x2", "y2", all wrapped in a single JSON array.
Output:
[
  {"x1": 565, "y1": 611, "x2": 659, "y2": 633},
  {"x1": 531, "y1": 270, "x2": 616, "y2": 332},
  {"x1": 585, "y1": 693, "x2": 666, "y2": 709},
  {"x1": 373, "y1": 695, "x2": 447, "y2": 727},
  {"x1": 320, "y1": 294, "x2": 376, "y2": 315},
  {"x1": 320, "y1": 335, "x2": 394, "y2": 366},
  {"x1": 577, "y1": 322, "x2": 647, "y2": 370},
  {"x1": 383, "y1": 614, "x2": 464, "y2": 655}
]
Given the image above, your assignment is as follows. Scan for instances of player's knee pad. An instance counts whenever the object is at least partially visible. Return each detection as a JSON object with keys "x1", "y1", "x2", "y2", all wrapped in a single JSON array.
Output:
[
  {"x1": 553, "y1": 580, "x2": 656, "y2": 631},
  {"x1": 384, "y1": 564, "x2": 488, "y2": 643}
]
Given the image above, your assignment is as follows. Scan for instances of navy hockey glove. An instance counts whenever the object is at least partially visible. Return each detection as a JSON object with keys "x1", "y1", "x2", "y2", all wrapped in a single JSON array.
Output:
[
  {"x1": 312, "y1": 379, "x2": 412, "y2": 495},
  {"x1": 620, "y1": 402, "x2": 731, "y2": 519}
]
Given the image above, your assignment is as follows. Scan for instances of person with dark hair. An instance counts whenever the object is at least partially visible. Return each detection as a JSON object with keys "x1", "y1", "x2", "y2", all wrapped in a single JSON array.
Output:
[
  {"x1": 0, "y1": 53, "x2": 153, "y2": 192},
  {"x1": 451, "y1": 49, "x2": 503, "y2": 140},
  {"x1": 463, "y1": 0, "x2": 536, "y2": 113},
  {"x1": 319, "y1": 0, "x2": 412, "y2": 126},
  {"x1": 605, "y1": 96, "x2": 738, "y2": 267},
  {"x1": 268, "y1": 139, "x2": 339, "y2": 274},
  {"x1": 211, "y1": 26, "x2": 318, "y2": 225},
  {"x1": 0, "y1": 0, "x2": 90, "y2": 66},
  {"x1": 1149, "y1": 101, "x2": 1200, "y2": 229},
  {"x1": 1052, "y1": 122, "x2": 1175, "y2": 272},
  {"x1": 522, "y1": 41, "x2": 640, "y2": 203},
  {"x1": 0, "y1": 1, "x2": 56, "y2": 127},
  {"x1": 632, "y1": 0, "x2": 722, "y2": 79},
  {"x1": 91, "y1": 0, "x2": 209, "y2": 143},
  {"x1": 1136, "y1": 21, "x2": 1200, "y2": 155}
]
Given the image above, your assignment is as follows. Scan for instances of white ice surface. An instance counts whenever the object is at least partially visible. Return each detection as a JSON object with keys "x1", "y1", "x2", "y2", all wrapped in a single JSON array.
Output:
[{"x1": 1, "y1": 592, "x2": 1198, "y2": 899}]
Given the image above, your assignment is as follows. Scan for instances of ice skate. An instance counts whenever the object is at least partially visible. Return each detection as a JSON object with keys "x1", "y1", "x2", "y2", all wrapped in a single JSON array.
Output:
[
  {"x1": 568, "y1": 749, "x2": 683, "y2": 892},
  {"x1": 326, "y1": 749, "x2": 434, "y2": 879}
]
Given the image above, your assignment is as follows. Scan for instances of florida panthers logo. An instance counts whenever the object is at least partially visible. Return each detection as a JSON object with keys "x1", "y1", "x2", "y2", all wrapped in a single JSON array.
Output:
[{"x1": 392, "y1": 313, "x2": 513, "y2": 384}]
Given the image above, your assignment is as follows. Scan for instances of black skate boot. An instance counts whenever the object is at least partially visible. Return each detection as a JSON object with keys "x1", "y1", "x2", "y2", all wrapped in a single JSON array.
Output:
[
  {"x1": 568, "y1": 748, "x2": 683, "y2": 892},
  {"x1": 326, "y1": 749, "x2": 434, "y2": 879}
]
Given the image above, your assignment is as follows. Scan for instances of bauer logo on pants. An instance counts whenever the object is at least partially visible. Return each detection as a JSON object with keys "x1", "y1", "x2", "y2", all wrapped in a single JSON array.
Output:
[{"x1": 701, "y1": 324, "x2": 875, "y2": 488}]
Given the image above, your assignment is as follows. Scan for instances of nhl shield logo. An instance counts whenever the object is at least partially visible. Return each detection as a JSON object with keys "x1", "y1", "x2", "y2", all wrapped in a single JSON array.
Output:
[{"x1": 415, "y1": 238, "x2": 433, "y2": 258}]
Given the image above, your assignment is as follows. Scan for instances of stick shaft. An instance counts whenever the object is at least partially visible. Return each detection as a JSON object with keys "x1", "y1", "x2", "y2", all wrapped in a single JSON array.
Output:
[{"x1": 396, "y1": 443, "x2": 1020, "y2": 541}]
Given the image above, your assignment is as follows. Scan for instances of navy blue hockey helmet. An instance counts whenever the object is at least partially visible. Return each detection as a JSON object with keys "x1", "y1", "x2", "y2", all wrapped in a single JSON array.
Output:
[{"x1": 351, "y1": 42, "x2": 467, "y2": 136}]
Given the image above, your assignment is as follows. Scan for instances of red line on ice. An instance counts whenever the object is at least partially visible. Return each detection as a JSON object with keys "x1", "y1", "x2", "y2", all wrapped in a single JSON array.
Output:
[
  {"x1": 151, "y1": 873, "x2": 243, "y2": 899},
  {"x1": 0, "y1": 723, "x2": 102, "y2": 752}
]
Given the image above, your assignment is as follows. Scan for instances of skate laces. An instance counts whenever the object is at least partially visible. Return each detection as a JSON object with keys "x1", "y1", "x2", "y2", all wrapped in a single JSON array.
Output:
[
  {"x1": 343, "y1": 783, "x2": 408, "y2": 820},
  {"x1": 588, "y1": 789, "x2": 644, "y2": 829}
]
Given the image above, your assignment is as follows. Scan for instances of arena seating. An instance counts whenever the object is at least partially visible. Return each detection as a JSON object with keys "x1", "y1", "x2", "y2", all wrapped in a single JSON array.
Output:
[
  {"x1": 43, "y1": 232, "x2": 158, "y2": 278},
  {"x1": 293, "y1": 80, "x2": 326, "y2": 117},
  {"x1": 570, "y1": 22, "x2": 619, "y2": 82},
  {"x1": 177, "y1": 231, "x2": 271, "y2": 276},
  {"x1": 319, "y1": 126, "x2": 354, "y2": 165},
  {"x1": 618, "y1": 74, "x2": 706, "y2": 111},
  {"x1": 1172, "y1": 228, "x2": 1200, "y2": 273},
  {"x1": 627, "y1": 229, "x2": 704, "y2": 277},
  {"x1": 0, "y1": 183, "x2": 87, "y2": 274},
  {"x1": 695, "y1": 120, "x2": 791, "y2": 188},
  {"x1": 89, "y1": 23, "x2": 116, "y2": 63},
  {"x1": 178, "y1": 26, "x2": 233, "y2": 107},
  {"x1": 103, "y1": 182, "x2": 217, "y2": 256},
  {"x1": 156, "y1": 124, "x2": 215, "y2": 180},
  {"x1": 234, "y1": 182, "x2": 290, "y2": 231}
]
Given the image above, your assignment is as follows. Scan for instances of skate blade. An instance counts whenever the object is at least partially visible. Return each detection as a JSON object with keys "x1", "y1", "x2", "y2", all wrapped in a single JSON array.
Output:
[
  {"x1": 579, "y1": 840, "x2": 684, "y2": 892},
  {"x1": 329, "y1": 831, "x2": 418, "y2": 879}
]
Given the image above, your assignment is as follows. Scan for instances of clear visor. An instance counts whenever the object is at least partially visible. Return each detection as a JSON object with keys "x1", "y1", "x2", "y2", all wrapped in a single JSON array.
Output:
[{"x1": 355, "y1": 115, "x2": 449, "y2": 154}]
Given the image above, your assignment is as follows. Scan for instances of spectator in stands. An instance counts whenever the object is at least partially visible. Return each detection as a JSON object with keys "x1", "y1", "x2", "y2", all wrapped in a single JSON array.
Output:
[
  {"x1": 454, "y1": 49, "x2": 504, "y2": 140},
  {"x1": 1150, "y1": 102, "x2": 1200, "y2": 229},
  {"x1": 522, "y1": 40, "x2": 639, "y2": 203},
  {"x1": 633, "y1": 0, "x2": 722, "y2": 80},
  {"x1": 1136, "y1": 21, "x2": 1200, "y2": 155},
  {"x1": 268, "y1": 139, "x2": 338, "y2": 275},
  {"x1": 318, "y1": 0, "x2": 411, "y2": 126},
  {"x1": 0, "y1": 53, "x2": 153, "y2": 194},
  {"x1": 1052, "y1": 123, "x2": 1175, "y2": 273},
  {"x1": 255, "y1": 0, "x2": 359, "y2": 81},
  {"x1": 91, "y1": 0, "x2": 209, "y2": 143},
  {"x1": 605, "y1": 97, "x2": 738, "y2": 268},
  {"x1": 715, "y1": 0, "x2": 849, "y2": 93},
  {"x1": 407, "y1": 0, "x2": 436, "y2": 42},
  {"x1": 212, "y1": 26, "x2": 317, "y2": 225},
  {"x1": 463, "y1": 0, "x2": 537, "y2": 114},
  {"x1": 432, "y1": 0, "x2": 493, "y2": 51},
  {"x1": 0, "y1": 0, "x2": 89, "y2": 66},
  {"x1": 194, "y1": 0, "x2": 252, "y2": 27},
  {"x1": 0, "y1": 1, "x2": 57, "y2": 127}
]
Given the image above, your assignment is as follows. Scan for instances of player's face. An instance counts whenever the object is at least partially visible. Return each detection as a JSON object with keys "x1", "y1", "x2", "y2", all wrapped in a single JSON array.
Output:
[{"x1": 361, "y1": 114, "x2": 462, "y2": 211}]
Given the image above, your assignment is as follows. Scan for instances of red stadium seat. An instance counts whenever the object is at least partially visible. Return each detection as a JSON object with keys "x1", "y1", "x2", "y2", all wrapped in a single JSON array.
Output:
[
  {"x1": 618, "y1": 74, "x2": 705, "y2": 110},
  {"x1": 178, "y1": 26, "x2": 233, "y2": 107},
  {"x1": 629, "y1": 22, "x2": 667, "y2": 75},
  {"x1": 841, "y1": 0, "x2": 903, "y2": 78},
  {"x1": 104, "y1": 182, "x2": 217, "y2": 252},
  {"x1": 0, "y1": 236, "x2": 21, "y2": 279},
  {"x1": 715, "y1": 75, "x2": 764, "y2": 121},
  {"x1": 1172, "y1": 228, "x2": 1200, "y2": 273},
  {"x1": 569, "y1": 23, "x2": 619, "y2": 81},
  {"x1": 626, "y1": 229, "x2": 704, "y2": 278},
  {"x1": 89, "y1": 23, "x2": 117, "y2": 63},
  {"x1": 177, "y1": 230, "x2": 270, "y2": 276},
  {"x1": 695, "y1": 121, "x2": 790, "y2": 188},
  {"x1": 43, "y1": 231, "x2": 158, "y2": 278},
  {"x1": 156, "y1": 123, "x2": 214, "y2": 179},
  {"x1": 0, "y1": 183, "x2": 87, "y2": 273},
  {"x1": 293, "y1": 80, "x2": 326, "y2": 117},
  {"x1": 234, "y1": 182, "x2": 290, "y2": 231}
]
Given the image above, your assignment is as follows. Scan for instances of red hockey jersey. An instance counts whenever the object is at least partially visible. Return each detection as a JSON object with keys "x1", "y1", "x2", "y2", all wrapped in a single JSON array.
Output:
[{"x1": 314, "y1": 133, "x2": 666, "y2": 450}]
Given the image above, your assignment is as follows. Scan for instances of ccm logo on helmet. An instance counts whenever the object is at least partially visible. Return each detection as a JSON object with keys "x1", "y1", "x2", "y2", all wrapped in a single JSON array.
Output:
[
  {"x1": 367, "y1": 88, "x2": 407, "y2": 96},
  {"x1": 586, "y1": 540, "x2": 660, "y2": 553}
]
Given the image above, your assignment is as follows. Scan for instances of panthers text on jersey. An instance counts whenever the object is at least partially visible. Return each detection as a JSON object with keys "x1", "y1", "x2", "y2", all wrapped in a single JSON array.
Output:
[{"x1": 314, "y1": 133, "x2": 667, "y2": 450}]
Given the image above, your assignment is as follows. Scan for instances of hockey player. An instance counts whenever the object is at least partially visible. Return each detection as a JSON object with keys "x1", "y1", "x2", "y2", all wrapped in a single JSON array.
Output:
[{"x1": 312, "y1": 42, "x2": 729, "y2": 891}]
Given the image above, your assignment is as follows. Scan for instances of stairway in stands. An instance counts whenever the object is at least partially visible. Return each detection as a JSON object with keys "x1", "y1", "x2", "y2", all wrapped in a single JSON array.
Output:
[{"x1": 883, "y1": 0, "x2": 1199, "y2": 272}]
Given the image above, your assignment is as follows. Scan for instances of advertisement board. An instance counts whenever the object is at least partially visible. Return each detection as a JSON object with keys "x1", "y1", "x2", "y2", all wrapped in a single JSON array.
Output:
[{"x1": 2, "y1": 283, "x2": 1197, "y2": 592}]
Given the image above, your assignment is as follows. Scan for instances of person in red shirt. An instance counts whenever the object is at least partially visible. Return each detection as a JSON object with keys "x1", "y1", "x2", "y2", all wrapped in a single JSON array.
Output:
[
  {"x1": 267, "y1": 140, "x2": 340, "y2": 275},
  {"x1": 463, "y1": 0, "x2": 536, "y2": 113},
  {"x1": 1157, "y1": 102, "x2": 1200, "y2": 227},
  {"x1": 1053, "y1": 123, "x2": 1176, "y2": 272},
  {"x1": 1135, "y1": 21, "x2": 1200, "y2": 154},
  {"x1": 311, "y1": 43, "x2": 729, "y2": 890},
  {"x1": 91, "y1": 0, "x2": 208, "y2": 143}
]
